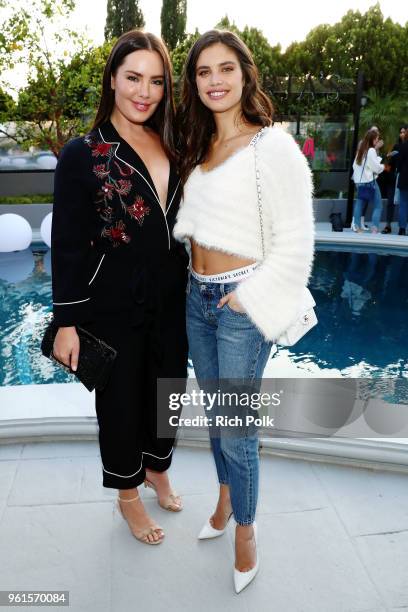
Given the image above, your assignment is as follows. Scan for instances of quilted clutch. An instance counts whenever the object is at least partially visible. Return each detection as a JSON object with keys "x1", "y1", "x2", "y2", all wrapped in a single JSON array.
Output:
[
  {"x1": 41, "y1": 321, "x2": 117, "y2": 392},
  {"x1": 275, "y1": 287, "x2": 318, "y2": 347}
]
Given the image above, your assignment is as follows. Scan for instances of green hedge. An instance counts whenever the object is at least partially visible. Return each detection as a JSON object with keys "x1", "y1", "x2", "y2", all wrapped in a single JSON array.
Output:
[
  {"x1": 0, "y1": 194, "x2": 53, "y2": 204},
  {"x1": 0, "y1": 192, "x2": 348, "y2": 203}
]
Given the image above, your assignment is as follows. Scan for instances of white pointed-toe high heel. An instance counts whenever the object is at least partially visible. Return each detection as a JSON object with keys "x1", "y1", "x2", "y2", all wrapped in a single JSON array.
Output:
[
  {"x1": 234, "y1": 522, "x2": 259, "y2": 594},
  {"x1": 198, "y1": 512, "x2": 233, "y2": 540}
]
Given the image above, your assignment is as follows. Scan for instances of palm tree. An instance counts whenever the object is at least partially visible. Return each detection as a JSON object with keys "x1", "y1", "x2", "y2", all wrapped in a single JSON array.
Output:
[{"x1": 360, "y1": 88, "x2": 408, "y2": 151}]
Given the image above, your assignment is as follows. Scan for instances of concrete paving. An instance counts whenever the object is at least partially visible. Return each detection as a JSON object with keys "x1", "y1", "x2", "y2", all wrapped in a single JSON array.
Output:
[
  {"x1": 0, "y1": 441, "x2": 407, "y2": 612},
  {"x1": 315, "y1": 222, "x2": 408, "y2": 250}
]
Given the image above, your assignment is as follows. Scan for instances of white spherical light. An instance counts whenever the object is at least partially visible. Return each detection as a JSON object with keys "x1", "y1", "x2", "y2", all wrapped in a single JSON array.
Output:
[
  {"x1": 40, "y1": 212, "x2": 52, "y2": 248},
  {"x1": 36, "y1": 155, "x2": 57, "y2": 170},
  {"x1": 11, "y1": 157, "x2": 28, "y2": 168},
  {"x1": 0, "y1": 214, "x2": 33, "y2": 252}
]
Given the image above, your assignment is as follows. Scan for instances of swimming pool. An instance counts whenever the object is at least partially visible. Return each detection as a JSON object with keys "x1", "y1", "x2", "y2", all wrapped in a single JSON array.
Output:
[{"x1": 0, "y1": 244, "x2": 407, "y2": 386}]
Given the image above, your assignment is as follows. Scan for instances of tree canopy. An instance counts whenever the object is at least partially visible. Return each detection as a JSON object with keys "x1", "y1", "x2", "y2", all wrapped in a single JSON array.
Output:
[
  {"x1": 161, "y1": 0, "x2": 187, "y2": 51},
  {"x1": 1, "y1": 1, "x2": 406, "y2": 156},
  {"x1": 0, "y1": 89, "x2": 15, "y2": 122},
  {"x1": 104, "y1": 0, "x2": 145, "y2": 41},
  {"x1": 0, "y1": 0, "x2": 106, "y2": 156},
  {"x1": 282, "y1": 4, "x2": 408, "y2": 95}
]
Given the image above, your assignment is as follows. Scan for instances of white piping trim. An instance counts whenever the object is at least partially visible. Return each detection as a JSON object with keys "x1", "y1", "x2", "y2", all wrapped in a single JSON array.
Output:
[
  {"x1": 53, "y1": 298, "x2": 90, "y2": 306},
  {"x1": 166, "y1": 179, "x2": 180, "y2": 217},
  {"x1": 98, "y1": 128, "x2": 177, "y2": 250},
  {"x1": 142, "y1": 448, "x2": 173, "y2": 460},
  {"x1": 88, "y1": 253, "x2": 105, "y2": 285},
  {"x1": 162, "y1": 179, "x2": 181, "y2": 249},
  {"x1": 102, "y1": 457, "x2": 143, "y2": 478},
  {"x1": 98, "y1": 129, "x2": 160, "y2": 204},
  {"x1": 101, "y1": 448, "x2": 173, "y2": 478}
]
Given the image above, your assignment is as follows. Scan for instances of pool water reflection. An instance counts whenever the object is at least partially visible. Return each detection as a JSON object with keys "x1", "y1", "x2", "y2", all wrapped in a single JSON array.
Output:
[{"x1": 0, "y1": 245, "x2": 407, "y2": 386}]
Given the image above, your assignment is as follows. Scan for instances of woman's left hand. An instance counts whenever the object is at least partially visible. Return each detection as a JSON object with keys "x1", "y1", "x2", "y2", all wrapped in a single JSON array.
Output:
[{"x1": 217, "y1": 291, "x2": 246, "y2": 313}]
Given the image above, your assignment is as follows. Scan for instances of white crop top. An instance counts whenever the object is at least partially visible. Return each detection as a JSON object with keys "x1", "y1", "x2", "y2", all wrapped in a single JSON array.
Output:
[{"x1": 173, "y1": 126, "x2": 315, "y2": 341}]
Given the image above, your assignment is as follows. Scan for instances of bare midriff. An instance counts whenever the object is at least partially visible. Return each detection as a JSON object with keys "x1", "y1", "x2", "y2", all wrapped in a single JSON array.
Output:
[{"x1": 191, "y1": 240, "x2": 256, "y2": 275}]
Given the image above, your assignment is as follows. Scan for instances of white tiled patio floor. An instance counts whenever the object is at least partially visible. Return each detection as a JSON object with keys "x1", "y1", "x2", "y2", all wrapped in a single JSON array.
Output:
[{"x1": 0, "y1": 441, "x2": 407, "y2": 612}]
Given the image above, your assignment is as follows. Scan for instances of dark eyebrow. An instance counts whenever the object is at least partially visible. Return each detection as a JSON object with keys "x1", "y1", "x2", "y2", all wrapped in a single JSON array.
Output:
[
  {"x1": 196, "y1": 61, "x2": 237, "y2": 71},
  {"x1": 125, "y1": 70, "x2": 164, "y2": 78}
]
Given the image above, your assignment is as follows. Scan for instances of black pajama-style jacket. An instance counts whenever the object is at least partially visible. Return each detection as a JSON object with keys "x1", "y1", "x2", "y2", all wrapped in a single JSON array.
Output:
[{"x1": 51, "y1": 120, "x2": 188, "y2": 489}]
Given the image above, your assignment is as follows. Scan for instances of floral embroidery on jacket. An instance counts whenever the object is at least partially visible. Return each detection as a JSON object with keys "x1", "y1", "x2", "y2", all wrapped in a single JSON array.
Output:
[
  {"x1": 101, "y1": 181, "x2": 115, "y2": 200},
  {"x1": 91, "y1": 142, "x2": 112, "y2": 157},
  {"x1": 114, "y1": 160, "x2": 134, "y2": 176},
  {"x1": 115, "y1": 179, "x2": 132, "y2": 196},
  {"x1": 101, "y1": 220, "x2": 131, "y2": 247},
  {"x1": 93, "y1": 163, "x2": 110, "y2": 179},
  {"x1": 97, "y1": 204, "x2": 114, "y2": 223},
  {"x1": 84, "y1": 132, "x2": 151, "y2": 246},
  {"x1": 127, "y1": 196, "x2": 150, "y2": 225}
]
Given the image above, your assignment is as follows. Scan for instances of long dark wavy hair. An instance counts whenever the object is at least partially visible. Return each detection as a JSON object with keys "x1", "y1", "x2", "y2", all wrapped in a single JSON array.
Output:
[
  {"x1": 176, "y1": 30, "x2": 274, "y2": 184},
  {"x1": 92, "y1": 30, "x2": 176, "y2": 161},
  {"x1": 356, "y1": 127, "x2": 380, "y2": 165}
]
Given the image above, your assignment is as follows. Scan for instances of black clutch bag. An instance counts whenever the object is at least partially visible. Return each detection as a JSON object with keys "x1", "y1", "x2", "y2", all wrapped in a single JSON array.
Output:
[
  {"x1": 329, "y1": 212, "x2": 344, "y2": 232},
  {"x1": 41, "y1": 321, "x2": 117, "y2": 392}
]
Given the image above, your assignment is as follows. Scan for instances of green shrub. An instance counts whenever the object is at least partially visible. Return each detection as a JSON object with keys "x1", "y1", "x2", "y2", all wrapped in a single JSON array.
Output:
[{"x1": 0, "y1": 194, "x2": 53, "y2": 204}]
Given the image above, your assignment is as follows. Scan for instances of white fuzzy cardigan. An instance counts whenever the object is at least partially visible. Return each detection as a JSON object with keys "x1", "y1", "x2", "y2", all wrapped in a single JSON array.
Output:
[{"x1": 173, "y1": 126, "x2": 315, "y2": 341}]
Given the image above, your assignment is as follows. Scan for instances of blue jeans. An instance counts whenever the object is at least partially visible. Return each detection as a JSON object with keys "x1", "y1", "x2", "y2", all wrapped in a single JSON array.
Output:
[
  {"x1": 398, "y1": 189, "x2": 408, "y2": 230},
  {"x1": 186, "y1": 274, "x2": 273, "y2": 525},
  {"x1": 353, "y1": 180, "x2": 383, "y2": 229}
]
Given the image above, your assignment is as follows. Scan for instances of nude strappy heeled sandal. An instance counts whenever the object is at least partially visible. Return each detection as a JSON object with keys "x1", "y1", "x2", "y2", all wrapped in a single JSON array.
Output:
[
  {"x1": 117, "y1": 495, "x2": 165, "y2": 545},
  {"x1": 144, "y1": 479, "x2": 183, "y2": 512}
]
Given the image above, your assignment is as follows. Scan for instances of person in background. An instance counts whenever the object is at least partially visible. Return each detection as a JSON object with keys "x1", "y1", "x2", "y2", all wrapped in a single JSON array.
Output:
[
  {"x1": 352, "y1": 126, "x2": 383, "y2": 231},
  {"x1": 381, "y1": 124, "x2": 407, "y2": 234},
  {"x1": 396, "y1": 127, "x2": 408, "y2": 236},
  {"x1": 352, "y1": 128, "x2": 384, "y2": 234}
]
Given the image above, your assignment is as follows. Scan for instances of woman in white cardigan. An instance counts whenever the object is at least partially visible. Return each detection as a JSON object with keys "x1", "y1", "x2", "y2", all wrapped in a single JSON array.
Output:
[
  {"x1": 352, "y1": 127, "x2": 384, "y2": 233},
  {"x1": 174, "y1": 30, "x2": 314, "y2": 593}
]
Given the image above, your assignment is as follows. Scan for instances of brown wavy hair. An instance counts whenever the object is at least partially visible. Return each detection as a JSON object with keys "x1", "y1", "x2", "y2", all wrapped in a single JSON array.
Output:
[
  {"x1": 92, "y1": 30, "x2": 176, "y2": 161},
  {"x1": 176, "y1": 30, "x2": 274, "y2": 184},
  {"x1": 356, "y1": 127, "x2": 380, "y2": 165}
]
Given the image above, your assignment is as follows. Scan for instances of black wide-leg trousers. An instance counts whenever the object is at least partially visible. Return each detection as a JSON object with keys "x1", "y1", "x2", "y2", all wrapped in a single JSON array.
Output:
[{"x1": 84, "y1": 285, "x2": 188, "y2": 490}]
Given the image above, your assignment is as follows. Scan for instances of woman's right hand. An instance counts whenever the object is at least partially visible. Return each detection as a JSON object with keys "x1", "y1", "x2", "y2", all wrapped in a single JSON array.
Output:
[{"x1": 53, "y1": 327, "x2": 80, "y2": 372}]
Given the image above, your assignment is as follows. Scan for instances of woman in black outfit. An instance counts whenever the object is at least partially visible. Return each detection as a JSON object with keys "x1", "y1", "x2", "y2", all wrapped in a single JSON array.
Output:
[
  {"x1": 396, "y1": 129, "x2": 408, "y2": 236},
  {"x1": 381, "y1": 125, "x2": 407, "y2": 234},
  {"x1": 51, "y1": 31, "x2": 188, "y2": 544}
]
